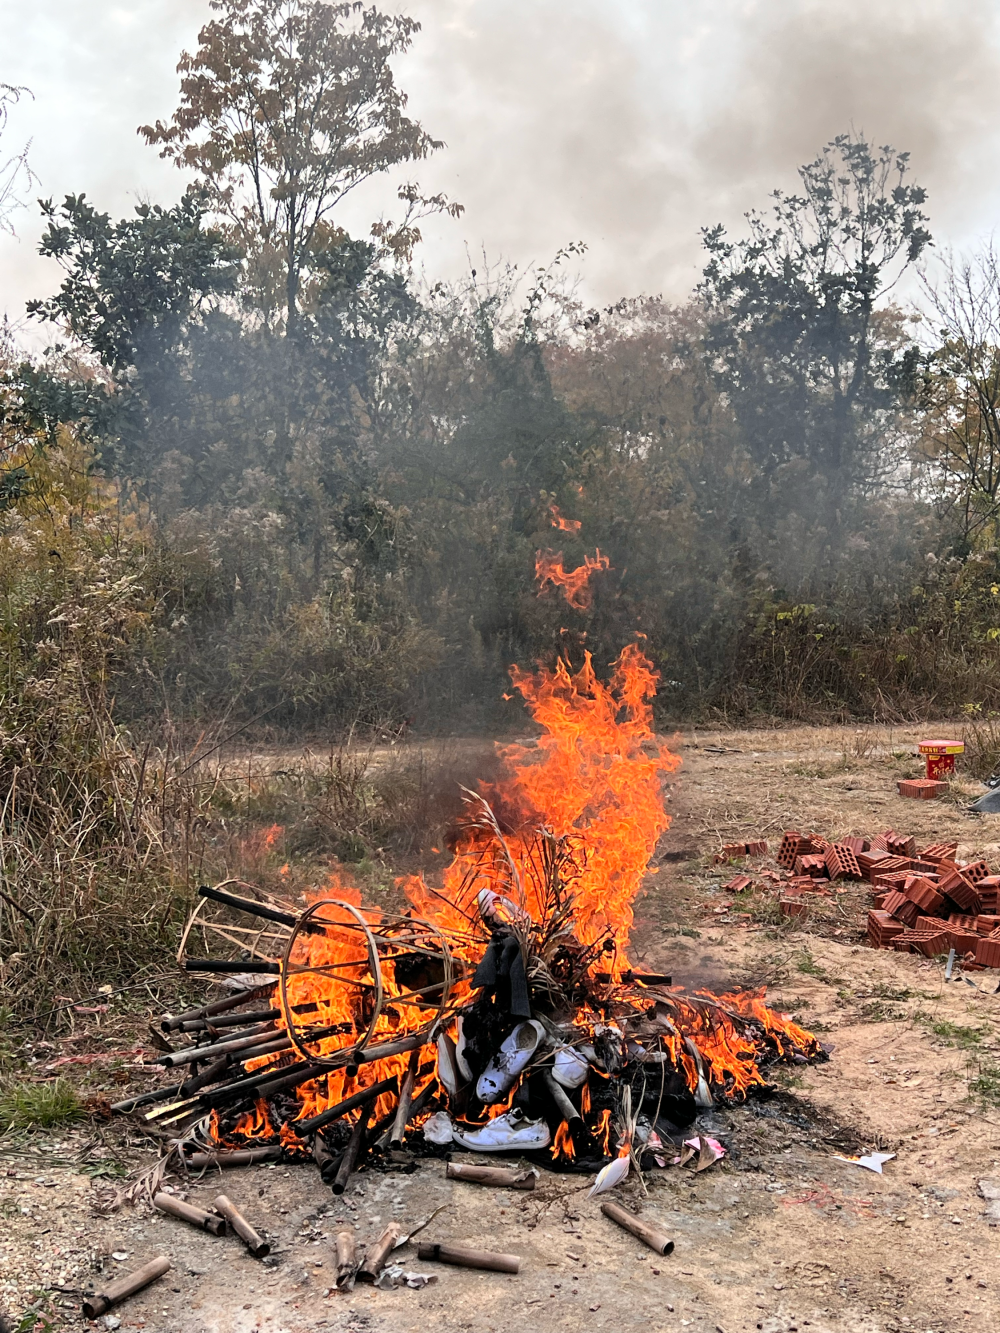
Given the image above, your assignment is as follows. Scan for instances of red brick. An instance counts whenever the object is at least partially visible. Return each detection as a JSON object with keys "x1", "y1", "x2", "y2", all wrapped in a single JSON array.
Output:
[
  {"x1": 826, "y1": 843, "x2": 863, "y2": 880},
  {"x1": 916, "y1": 914, "x2": 946, "y2": 930},
  {"x1": 857, "y1": 850, "x2": 890, "y2": 876},
  {"x1": 721, "y1": 874, "x2": 753, "y2": 892},
  {"x1": 920, "y1": 841, "x2": 959, "y2": 863},
  {"x1": 746, "y1": 839, "x2": 768, "y2": 856},
  {"x1": 947, "y1": 913, "x2": 978, "y2": 930},
  {"x1": 882, "y1": 891, "x2": 920, "y2": 928},
  {"x1": 976, "y1": 915, "x2": 1000, "y2": 934},
  {"x1": 794, "y1": 853, "x2": 829, "y2": 878},
  {"x1": 945, "y1": 928, "x2": 981, "y2": 954},
  {"x1": 940, "y1": 869, "x2": 982, "y2": 914},
  {"x1": 963, "y1": 860, "x2": 992, "y2": 883},
  {"x1": 780, "y1": 897, "x2": 809, "y2": 918},
  {"x1": 898, "y1": 779, "x2": 947, "y2": 799},
  {"x1": 903, "y1": 876, "x2": 944, "y2": 915},
  {"x1": 777, "y1": 832, "x2": 810, "y2": 869},
  {"x1": 886, "y1": 833, "x2": 918, "y2": 858},
  {"x1": 976, "y1": 937, "x2": 1000, "y2": 968}
]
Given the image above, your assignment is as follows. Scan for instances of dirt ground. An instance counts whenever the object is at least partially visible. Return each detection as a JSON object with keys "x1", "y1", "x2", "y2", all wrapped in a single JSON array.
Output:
[{"x1": 5, "y1": 723, "x2": 1000, "y2": 1333}]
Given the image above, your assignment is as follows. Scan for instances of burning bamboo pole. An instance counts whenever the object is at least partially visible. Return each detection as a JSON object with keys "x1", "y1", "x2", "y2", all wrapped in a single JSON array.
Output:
[
  {"x1": 198, "y1": 1058, "x2": 328, "y2": 1110},
  {"x1": 600, "y1": 1200, "x2": 674, "y2": 1255},
  {"x1": 212, "y1": 1194, "x2": 271, "y2": 1257},
  {"x1": 294, "y1": 1075, "x2": 398, "y2": 1135},
  {"x1": 153, "y1": 1192, "x2": 226, "y2": 1235},
  {"x1": 155, "y1": 1023, "x2": 281, "y2": 1067},
  {"x1": 184, "y1": 959, "x2": 281, "y2": 975},
  {"x1": 356, "y1": 1223, "x2": 401, "y2": 1283},
  {"x1": 416, "y1": 1241, "x2": 520, "y2": 1274},
  {"x1": 82, "y1": 1256, "x2": 171, "y2": 1319},
  {"x1": 445, "y1": 1163, "x2": 536, "y2": 1190}
]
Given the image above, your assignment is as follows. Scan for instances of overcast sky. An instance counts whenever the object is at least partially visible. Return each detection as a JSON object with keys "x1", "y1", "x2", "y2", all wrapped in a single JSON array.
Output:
[{"x1": 2, "y1": 0, "x2": 1000, "y2": 340}]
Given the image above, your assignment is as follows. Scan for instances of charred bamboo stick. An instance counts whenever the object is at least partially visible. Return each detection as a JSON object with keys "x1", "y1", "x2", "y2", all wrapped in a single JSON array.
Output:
[
  {"x1": 313, "y1": 1132, "x2": 337, "y2": 1184},
  {"x1": 341, "y1": 1032, "x2": 428, "y2": 1078},
  {"x1": 153, "y1": 1192, "x2": 226, "y2": 1235},
  {"x1": 600, "y1": 1200, "x2": 674, "y2": 1255},
  {"x1": 198, "y1": 884, "x2": 299, "y2": 928},
  {"x1": 82, "y1": 1256, "x2": 171, "y2": 1319},
  {"x1": 389, "y1": 1050, "x2": 421, "y2": 1147},
  {"x1": 335, "y1": 1228, "x2": 356, "y2": 1289},
  {"x1": 356, "y1": 1223, "x2": 401, "y2": 1283},
  {"x1": 331, "y1": 1096, "x2": 376, "y2": 1195},
  {"x1": 179, "y1": 1055, "x2": 233, "y2": 1098},
  {"x1": 155, "y1": 1023, "x2": 280, "y2": 1067},
  {"x1": 212, "y1": 1193, "x2": 270, "y2": 1257},
  {"x1": 376, "y1": 1082, "x2": 434, "y2": 1151},
  {"x1": 416, "y1": 1241, "x2": 520, "y2": 1274},
  {"x1": 110, "y1": 1082, "x2": 184, "y2": 1114},
  {"x1": 184, "y1": 958, "x2": 280, "y2": 974},
  {"x1": 186, "y1": 1147, "x2": 281, "y2": 1168},
  {"x1": 161, "y1": 984, "x2": 276, "y2": 1032},
  {"x1": 294, "y1": 1076, "x2": 398, "y2": 1135},
  {"x1": 199, "y1": 1059, "x2": 326, "y2": 1109},
  {"x1": 445, "y1": 1163, "x2": 536, "y2": 1190},
  {"x1": 179, "y1": 1008, "x2": 279, "y2": 1032},
  {"x1": 543, "y1": 1071, "x2": 582, "y2": 1124}
]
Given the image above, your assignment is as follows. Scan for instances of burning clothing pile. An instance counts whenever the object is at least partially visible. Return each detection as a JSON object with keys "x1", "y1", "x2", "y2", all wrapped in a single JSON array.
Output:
[
  {"x1": 117, "y1": 646, "x2": 821, "y2": 1199},
  {"x1": 718, "y1": 829, "x2": 1000, "y2": 968}
]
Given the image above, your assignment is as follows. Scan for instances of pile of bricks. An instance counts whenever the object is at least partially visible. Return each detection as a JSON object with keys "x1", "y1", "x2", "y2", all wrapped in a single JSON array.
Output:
[{"x1": 716, "y1": 828, "x2": 1000, "y2": 970}]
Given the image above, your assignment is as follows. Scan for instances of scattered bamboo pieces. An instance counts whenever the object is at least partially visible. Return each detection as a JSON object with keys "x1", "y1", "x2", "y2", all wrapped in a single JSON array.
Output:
[
  {"x1": 186, "y1": 1147, "x2": 281, "y2": 1168},
  {"x1": 153, "y1": 1192, "x2": 226, "y2": 1235},
  {"x1": 446, "y1": 1163, "x2": 536, "y2": 1190},
  {"x1": 357, "y1": 1222, "x2": 401, "y2": 1283},
  {"x1": 82, "y1": 1256, "x2": 171, "y2": 1319},
  {"x1": 600, "y1": 1200, "x2": 674, "y2": 1255},
  {"x1": 213, "y1": 1193, "x2": 271, "y2": 1257},
  {"x1": 161, "y1": 983, "x2": 276, "y2": 1032},
  {"x1": 416, "y1": 1241, "x2": 521, "y2": 1274},
  {"x1": 335, "y1": 1229, "x2": 357, "y2": 1290}
]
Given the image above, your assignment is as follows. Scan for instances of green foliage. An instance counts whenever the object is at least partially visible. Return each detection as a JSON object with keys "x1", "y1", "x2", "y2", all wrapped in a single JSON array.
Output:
[{"x1": 0, "y1": 1077, "x2": 82, "y2": 1130}]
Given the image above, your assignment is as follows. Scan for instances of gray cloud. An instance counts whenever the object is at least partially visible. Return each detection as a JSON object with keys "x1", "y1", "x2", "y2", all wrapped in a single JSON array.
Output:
[{"x1": 1, "y1": 0, "x2": 1000, "y2": 328}]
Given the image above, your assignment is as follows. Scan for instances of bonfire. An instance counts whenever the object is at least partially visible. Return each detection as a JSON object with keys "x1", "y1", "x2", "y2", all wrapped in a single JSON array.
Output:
[{"x1": 129, "y1": 611, "x2": 821, "y2": 1189}]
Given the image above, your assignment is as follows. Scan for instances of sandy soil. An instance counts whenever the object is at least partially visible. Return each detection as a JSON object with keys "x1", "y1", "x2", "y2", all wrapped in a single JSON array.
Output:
[{"x1": 4, "y1": 723, "x2": 1000, "y2": 1333}]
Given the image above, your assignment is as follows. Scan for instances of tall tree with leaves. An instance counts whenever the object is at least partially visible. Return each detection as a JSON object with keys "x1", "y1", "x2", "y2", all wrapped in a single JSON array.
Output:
[
  {"x1": 700, "y1": 134, "x2": 931, "y2": 538},
  {"x1": 141, "y1": 0, "x2": 461, "y2": 334}
]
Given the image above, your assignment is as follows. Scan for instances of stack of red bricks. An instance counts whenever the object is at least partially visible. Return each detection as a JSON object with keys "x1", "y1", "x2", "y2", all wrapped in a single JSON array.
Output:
[{"x1": 717, "y1": 828, "x2": 1000, "y2": 969}]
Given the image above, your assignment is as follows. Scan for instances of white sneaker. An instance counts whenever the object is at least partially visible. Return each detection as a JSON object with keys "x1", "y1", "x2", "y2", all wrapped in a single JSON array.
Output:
[
  {"x1": 476, "y1": 1020, "x2": 546, "y2": 1102},
  {"x1": 455, "y1": 1015, "x2": 473, "y2": 1082},
  {"x1": 451, "y1": 1107, "x2": 551, "y2": 1152},
  {"x1": 551, "y1": 1046, "x2": 589, "y2": 1088}
]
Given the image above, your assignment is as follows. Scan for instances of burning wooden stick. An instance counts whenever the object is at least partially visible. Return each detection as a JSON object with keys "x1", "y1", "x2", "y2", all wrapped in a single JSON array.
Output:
[
  {"x1": 335, "y1": 1229, "x2": 356, "y2": 1289},
  {"x1": 445, "y1": 1163, "x2": 536, "y2": 1190},
  {"x1": 186, "y1": 1147, "x2": 281, "y2": 1168},
  {"x1": 600, "y1": 1200, "x2": 674, "y2": 1255},
  {"x1": 357, "y1": 1222, "x2": 401, "y2": 1283},
  {"x1": 82, "y1": 1256, "x2": 171, "y2": 1319},
  {"x1": 294, "y1": 1075, "x2": 398, "y2": 1135},
  {"x1": 212, "y1": 1194, "x2": 271, "y2": 1257},
  {"x1": 331, "y1": 1095, "x2": 376, "y2": 1195},
  {"x1": 416, "y1": 1241, "x2": 520, "y2": 1274},
  {"x1": 153, "y1": 1192, "x2": 226, "y2": 1235},
  {"x1": 389, "y1": 1050, "x2": 421, "y2": 1147}
]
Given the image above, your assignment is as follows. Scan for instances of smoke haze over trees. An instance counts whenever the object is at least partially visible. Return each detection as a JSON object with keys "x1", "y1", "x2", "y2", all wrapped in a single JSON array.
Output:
[{"x1": 5, "y1": 0, "x2": 1000, "y2": 734}]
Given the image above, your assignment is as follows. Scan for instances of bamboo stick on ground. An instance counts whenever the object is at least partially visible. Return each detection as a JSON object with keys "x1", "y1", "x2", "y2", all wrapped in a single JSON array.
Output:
[
  {"x1": 82, "y1": 1256, "x2": 171, "y2": 1319},
  {"x1": 153, "y1": 1192, "x2": 227, "y2": 1235},
  {"x1": 332, "y1": 1096, "x2": 376, "y2": 1195},
  {"x1": 445, "y1": 1163, "x2": 536, "y2": 1190},
  {"x1": 186, "y1": 1147, "x2": 281, "y2": 1168},
  {"x1": 111, "y1": 1082, "x2": 185, "y2": 1114},
  {"x1": 335, "y1": 1229, "x2": 357, "y2": 1289},
  {"x1": 212, "y1": 1194, "x2": 271, "y2": 1257},
  {"x1": 599, "y1": 1200, "x2": 674, "y2": 1255},
  {"x1": 356, "y1": 1223, "x2": 401, "y2": 1283},
  {"x1": 416, "y1": 1242, "x2": 520, "y2": 1274},
  {"x1": 184, "y1": 958, "x2": 281, "y2": 974}
]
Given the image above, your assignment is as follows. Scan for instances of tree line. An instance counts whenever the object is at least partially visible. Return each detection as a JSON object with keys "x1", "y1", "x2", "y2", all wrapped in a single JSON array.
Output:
[{"x1": 2, "y1": 0, "x2": 1000, "y2": 732}]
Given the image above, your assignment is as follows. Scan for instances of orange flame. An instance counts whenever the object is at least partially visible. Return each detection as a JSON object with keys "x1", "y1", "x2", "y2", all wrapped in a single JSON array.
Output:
[
  {"x1": 535, "y1": 549, "x2": 610, "y2": 609},
  {"x1": 549, "y1": 503, "x2": 582, "y2": 533},
  {"x1": 552, "y1": 1120, "x2": 576, "y2": 1160}
]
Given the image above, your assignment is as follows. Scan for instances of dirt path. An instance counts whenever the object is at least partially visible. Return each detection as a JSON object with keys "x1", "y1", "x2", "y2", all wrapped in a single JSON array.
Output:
[{"x1": 4, "y1": 724, "x2": 1000, "y2": 1333}]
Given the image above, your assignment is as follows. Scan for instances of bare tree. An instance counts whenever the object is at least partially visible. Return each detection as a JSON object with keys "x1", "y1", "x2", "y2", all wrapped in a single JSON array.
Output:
[{"x1": 0, "y1": 83, "x2": 36, "y2": 236}]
